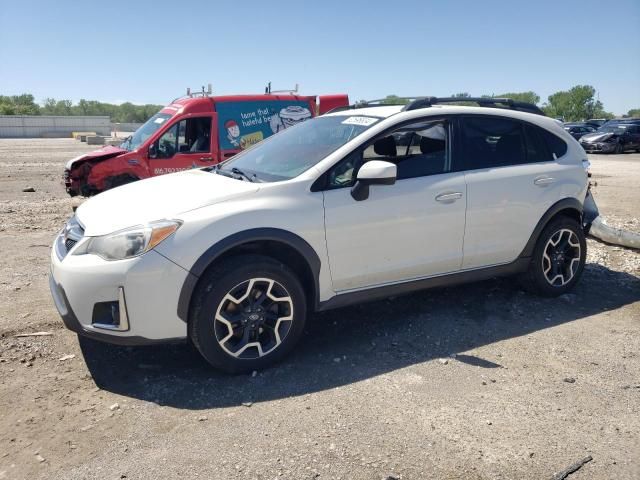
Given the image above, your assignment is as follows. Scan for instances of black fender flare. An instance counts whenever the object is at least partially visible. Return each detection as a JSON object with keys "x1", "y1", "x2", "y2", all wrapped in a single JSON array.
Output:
[
  {"x1": 519, "y1": 197, "x2": 584, "y2": 258},
  {"x1": 176, "y1": 228, "x2": 321, "y2": 322}
]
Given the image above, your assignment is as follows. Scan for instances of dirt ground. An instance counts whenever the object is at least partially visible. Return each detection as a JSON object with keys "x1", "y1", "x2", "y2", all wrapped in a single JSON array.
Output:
[{"x1": 0, "y1": 139, "x2": 638, "y2": 480}]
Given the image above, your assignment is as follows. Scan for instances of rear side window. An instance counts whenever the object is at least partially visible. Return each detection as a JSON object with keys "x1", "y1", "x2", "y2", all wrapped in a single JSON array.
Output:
[
  {"x1": 524, "y1": 124, "x2": 553, "y2": 162},
  {"x1": 539, "y1": 128, "x2": 568, "y2": 159},
  {"x1": 461, "y1": 116, "x2": 526, "y2": 168}
]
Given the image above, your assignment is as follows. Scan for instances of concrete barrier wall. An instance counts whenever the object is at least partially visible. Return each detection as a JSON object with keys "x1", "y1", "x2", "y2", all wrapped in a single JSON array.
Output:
[
  {"x1": 0, "y1": 115, "x2": 111, "y2": 138},
  {"x1": 111, "y1": 122, "x2": 143, "y2": 133}
]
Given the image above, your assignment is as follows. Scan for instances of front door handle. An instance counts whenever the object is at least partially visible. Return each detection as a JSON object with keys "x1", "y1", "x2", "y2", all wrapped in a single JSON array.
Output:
[
  {"x1": 199, "y1": 156, "x2": 213, "y2": 161},
  {"x1": 435, "y1": 192, "x2": 463, "y2": 203},
  {"x1": 534, "y1": 176, "x2": 555, "y2": 186}
]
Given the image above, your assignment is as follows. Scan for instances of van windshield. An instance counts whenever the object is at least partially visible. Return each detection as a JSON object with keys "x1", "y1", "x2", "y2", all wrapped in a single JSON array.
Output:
[
  {"x1": 216, "y1": 115, "x2": 380, "y2": 182},
  {"x1": 121, "y1": 112, "x2": 172, "y2": 151}
]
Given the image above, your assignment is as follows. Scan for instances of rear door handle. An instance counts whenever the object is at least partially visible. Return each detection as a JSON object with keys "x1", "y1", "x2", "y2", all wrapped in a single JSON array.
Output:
[
  {"x1": 435, "y1": 192, "x2": 463, "y2": 203},
  {"x1": 534, "y1": 176, "x2": 555, "y2": 186}
]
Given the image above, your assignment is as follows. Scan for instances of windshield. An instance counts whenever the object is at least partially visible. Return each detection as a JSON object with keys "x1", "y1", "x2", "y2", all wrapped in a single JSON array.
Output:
[
  {"x1": 216, "y1": 115, "x2": 380, "y2": 182},
  {"x1": 597, "y1": 124, "x2": 627, "y2": 134},
  {"x1": 121, "y1": 112, "x2": 172, "y2": 151}
]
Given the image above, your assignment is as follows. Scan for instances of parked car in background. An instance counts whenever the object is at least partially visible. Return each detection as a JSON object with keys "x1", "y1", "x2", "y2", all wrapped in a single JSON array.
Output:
[
  {"x1": 63, "y1": 91, "x2": 349, "y2": 196},
  {"x1": 564, "y1": 123, "x2": 596, "y2": 140},
  {"x1": 585, "y1": 118, "x2": 608, "y2": 129},
  {"x1": 50, "y1": 97, "x2": 593, "y2": 372},
  {"x1": 579, "y1": 121, "x2": 640, "y2": 153}
]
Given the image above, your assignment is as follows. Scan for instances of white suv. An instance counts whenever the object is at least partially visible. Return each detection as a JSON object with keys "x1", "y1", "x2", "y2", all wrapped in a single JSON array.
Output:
[{"x1": 50, "y1": 98, "x2": 592, "y2": 372}]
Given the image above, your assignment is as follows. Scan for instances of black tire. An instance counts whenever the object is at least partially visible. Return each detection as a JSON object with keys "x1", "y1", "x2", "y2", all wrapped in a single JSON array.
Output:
[
  {"x1": 188, "y1": 254, "x2": 307, "y2": 373},
  {"x1": 520, "y1": 216, "x2": 586, "y2": 297}
]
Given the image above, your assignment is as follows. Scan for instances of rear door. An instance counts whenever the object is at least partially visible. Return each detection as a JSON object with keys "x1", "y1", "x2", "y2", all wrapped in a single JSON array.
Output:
[
  {"x1": 148, "y1": 114, "x2": 215, "y2": 176},
  {"x1": 460, "y1": 115, "x2": 573, "y2": 269}
]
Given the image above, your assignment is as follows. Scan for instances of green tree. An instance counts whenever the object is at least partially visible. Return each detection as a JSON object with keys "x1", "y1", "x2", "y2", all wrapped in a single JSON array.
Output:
[
  {"x1": 379, "y1": 95, "x2": 410, "y2": 105},
  {"x1": 543, "y1": 85, "x2": 610, "y2": 121},
  {"x1": 0, "y1": 94, "x2": 40, "y2": 115},
  {"x1": 494, "y1": 91, "x2": 540, "y2": 105},
  {"x1": 626, "y1": 108, "x2": 640, "y2": 118}
]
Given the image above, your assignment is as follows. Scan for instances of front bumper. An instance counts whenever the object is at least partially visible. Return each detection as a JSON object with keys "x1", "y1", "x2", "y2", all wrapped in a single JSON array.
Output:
[
  {"x1": 49, "y1": 231, "x2": 189, "y2": 345},
  {"x1": 580, "y1": 142, "x2": 616, "y2": 153}
]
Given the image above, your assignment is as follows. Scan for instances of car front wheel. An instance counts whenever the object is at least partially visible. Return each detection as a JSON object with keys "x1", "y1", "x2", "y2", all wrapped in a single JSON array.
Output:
[
  {"x1": 521, "y1": 216, "x2": 586, "y2": 297},
  {"x1": 189, "y1": 255, "x2": 307, "y2": 373}
]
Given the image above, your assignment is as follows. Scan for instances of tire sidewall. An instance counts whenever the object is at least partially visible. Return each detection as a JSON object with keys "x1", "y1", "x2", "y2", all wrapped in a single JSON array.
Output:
[
  {"x1": 530, "y1": 217, "x2": 587, "y2": 296},
  {"x1": 190, "y1": 256, "x2": 307, "y2": 373}
]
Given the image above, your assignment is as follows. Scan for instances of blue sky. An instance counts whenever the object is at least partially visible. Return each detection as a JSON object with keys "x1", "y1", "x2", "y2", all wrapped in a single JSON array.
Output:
[{"x1": 1, "y1": 0, "x2": 639, "y2": 114}]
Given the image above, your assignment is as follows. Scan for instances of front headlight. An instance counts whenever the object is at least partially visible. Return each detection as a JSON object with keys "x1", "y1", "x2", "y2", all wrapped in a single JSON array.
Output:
[{"x1": 75, "y1": 220, "x2": 182, "y2": 261}]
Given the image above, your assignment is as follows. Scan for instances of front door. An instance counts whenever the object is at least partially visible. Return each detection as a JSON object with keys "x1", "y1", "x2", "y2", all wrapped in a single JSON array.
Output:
[
  {"x1": 148, "y1": 115, "x2": 215, "y2": 176},
  {"x1": 322, "y1": 119, "x2": 467, "y2": 292}
]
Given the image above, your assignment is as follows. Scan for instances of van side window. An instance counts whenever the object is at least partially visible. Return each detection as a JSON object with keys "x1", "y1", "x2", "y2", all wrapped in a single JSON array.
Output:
[
  {"x1": 461, "y1": 116, "x2": 526, "y2": 169},
  {"x1": 178, "y1": 117, "x2": 211, "y2": 153},
  {"x1": 153, "y1": 117, "x2": 211, "y2": 159},
  {"x1": 155, "y1": 123, "x2": 178, "y2": 159}
]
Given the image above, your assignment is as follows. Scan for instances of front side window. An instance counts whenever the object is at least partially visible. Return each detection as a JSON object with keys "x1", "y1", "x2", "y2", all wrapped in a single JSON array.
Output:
[
  {"x1": 178, "y1": 117, "x2": 211, "y2": 153},
  {"x1": 325, "y1": 120, "x2": 449, "y2": 188},
  {"x1": 154, "y1": 123, "x2": 178, "y2": 159},
  {"x1": 152, "y1": 117, "x2": 212, "y2": 159},
  {"x1": 461, "y1": 116, "x2": 526, "y2": 169},
  {"x1": 217, "y1": 115, "x2": 380, "y2": 182}
]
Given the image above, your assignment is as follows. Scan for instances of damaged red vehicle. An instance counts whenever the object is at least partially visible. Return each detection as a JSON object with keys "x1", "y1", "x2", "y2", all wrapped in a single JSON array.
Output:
[{"x1": 64, "y1": 92, "x2": 349, "y2": 196}]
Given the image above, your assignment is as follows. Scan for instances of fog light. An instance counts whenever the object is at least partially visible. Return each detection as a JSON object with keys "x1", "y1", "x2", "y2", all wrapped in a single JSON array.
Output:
[{"x1": 91, "y1": 287, "x2": 130, "y2": 331}]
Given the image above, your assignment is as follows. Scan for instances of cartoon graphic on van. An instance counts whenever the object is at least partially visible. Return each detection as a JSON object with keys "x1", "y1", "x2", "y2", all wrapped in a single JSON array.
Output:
[
  {"x1": 225, "y1": 119, "x2": 241, "y2": 147},
  {"x1": 269, "y1": 105, "x2": 312, "y2": 134}
]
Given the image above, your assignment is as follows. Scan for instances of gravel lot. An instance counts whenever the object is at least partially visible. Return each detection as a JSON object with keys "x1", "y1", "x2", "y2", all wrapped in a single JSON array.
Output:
[{"x1": 0, "y1": 139, "x2": 638, "y2": 480}]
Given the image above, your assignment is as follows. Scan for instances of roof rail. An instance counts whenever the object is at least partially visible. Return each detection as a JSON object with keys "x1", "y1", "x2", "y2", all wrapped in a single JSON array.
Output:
[
  {"x1": 324, "y1": 97, "x2": 424, "y2": 114},
  {"x1": 402, "y1": 97, "x2": 546, "y2": 116},
  {"x1": 325, "y1": 96, "x2": 546, "y2": 116}
]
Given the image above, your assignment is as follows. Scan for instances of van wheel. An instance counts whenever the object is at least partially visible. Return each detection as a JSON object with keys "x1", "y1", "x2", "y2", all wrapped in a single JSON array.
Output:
[
  {"x1": 520, "y1": 216, "x2": 586, "y2": 297},
  {"x1": 189, "y1": 255, "x2": 307, "y2": 373}
]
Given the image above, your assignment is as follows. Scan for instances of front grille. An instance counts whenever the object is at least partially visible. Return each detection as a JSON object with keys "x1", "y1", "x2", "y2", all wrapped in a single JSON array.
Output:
[
  {"x1": 64, "y1": 238, "x2": 77, "y2": 252},
  {"x1": 56, "y1": 216, "x2": 85, "y2": 260}
]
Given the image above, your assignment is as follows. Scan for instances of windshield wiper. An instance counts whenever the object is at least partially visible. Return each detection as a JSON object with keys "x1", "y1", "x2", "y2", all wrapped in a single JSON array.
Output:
[
  {"x1": 120, "y1": 135, "x2": 132, "y2": 150},
  {"x1": 231, "y1": 167, "x2": 256, "y2": 182}
]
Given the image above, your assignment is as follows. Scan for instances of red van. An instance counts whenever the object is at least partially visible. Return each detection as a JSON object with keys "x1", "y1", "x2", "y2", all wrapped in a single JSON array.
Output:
[{"x1": 64, "y1": 92, "x2": 349, "y2": 196}]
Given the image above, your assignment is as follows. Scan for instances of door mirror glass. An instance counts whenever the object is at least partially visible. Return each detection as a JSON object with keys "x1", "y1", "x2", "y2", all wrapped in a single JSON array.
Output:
[
  {"x1": 148, "y1": 143, "x2": 157, "y2": 159},
  {"x1": 351, "y1": 160, "x2": 396, "y2": 201}
]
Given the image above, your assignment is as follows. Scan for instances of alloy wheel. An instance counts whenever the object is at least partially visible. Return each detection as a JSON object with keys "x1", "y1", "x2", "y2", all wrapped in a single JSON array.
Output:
[
  {"x1": 214, "y1": 278, "x2": 294, "y2": 359},
  {"x1": 541, "y1": 229, "x2": 581, "y2": 287}
]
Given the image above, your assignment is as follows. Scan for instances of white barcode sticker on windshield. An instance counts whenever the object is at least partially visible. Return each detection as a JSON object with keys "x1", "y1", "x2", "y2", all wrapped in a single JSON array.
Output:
[
  {"x1": 341, "y1": 116, "x2": 378, "y2": 126},
  {"x1": 154, "y1": 117, "x2": 166, "y2": 124}
]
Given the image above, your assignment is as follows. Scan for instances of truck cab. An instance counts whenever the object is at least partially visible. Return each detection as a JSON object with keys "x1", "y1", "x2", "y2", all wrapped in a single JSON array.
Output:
[{"x1": 64, "y1": 93, "x2": 349, "y2": 196}]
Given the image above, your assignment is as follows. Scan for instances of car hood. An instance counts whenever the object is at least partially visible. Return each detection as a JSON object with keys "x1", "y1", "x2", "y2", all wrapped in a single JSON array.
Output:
[
  {"x1": 580, "y1": 132, "x2": 614, "y2": 143},
  {"x1": 65, "y1": 145, "x2": 127, "y2": 170},
  {"x1": 75, "y1": 169, "x2": 260, "y2": 236}
]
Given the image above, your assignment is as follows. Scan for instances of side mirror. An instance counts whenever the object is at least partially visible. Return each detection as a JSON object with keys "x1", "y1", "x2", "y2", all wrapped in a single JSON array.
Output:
[
  {"x1": 148, "y1": 143, "x2": 157, "y2": 159},
  {"x1": 351, "y1": 160, "x2": 397, "y2": 201}
]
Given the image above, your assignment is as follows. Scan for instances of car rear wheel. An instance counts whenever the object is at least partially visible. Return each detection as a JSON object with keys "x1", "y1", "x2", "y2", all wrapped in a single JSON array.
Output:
[
  {"x1": 189, "y1": 255, "x2": 307, "y2": 373},
  {"x1": 520, "y1": 216, "x2": 586, "y2": 297}
]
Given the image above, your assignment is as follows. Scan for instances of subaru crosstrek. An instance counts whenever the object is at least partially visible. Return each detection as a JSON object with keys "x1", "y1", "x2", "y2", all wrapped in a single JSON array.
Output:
[{"x1": 50, "y1": 97, "x2": 592, "y2": 373}]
